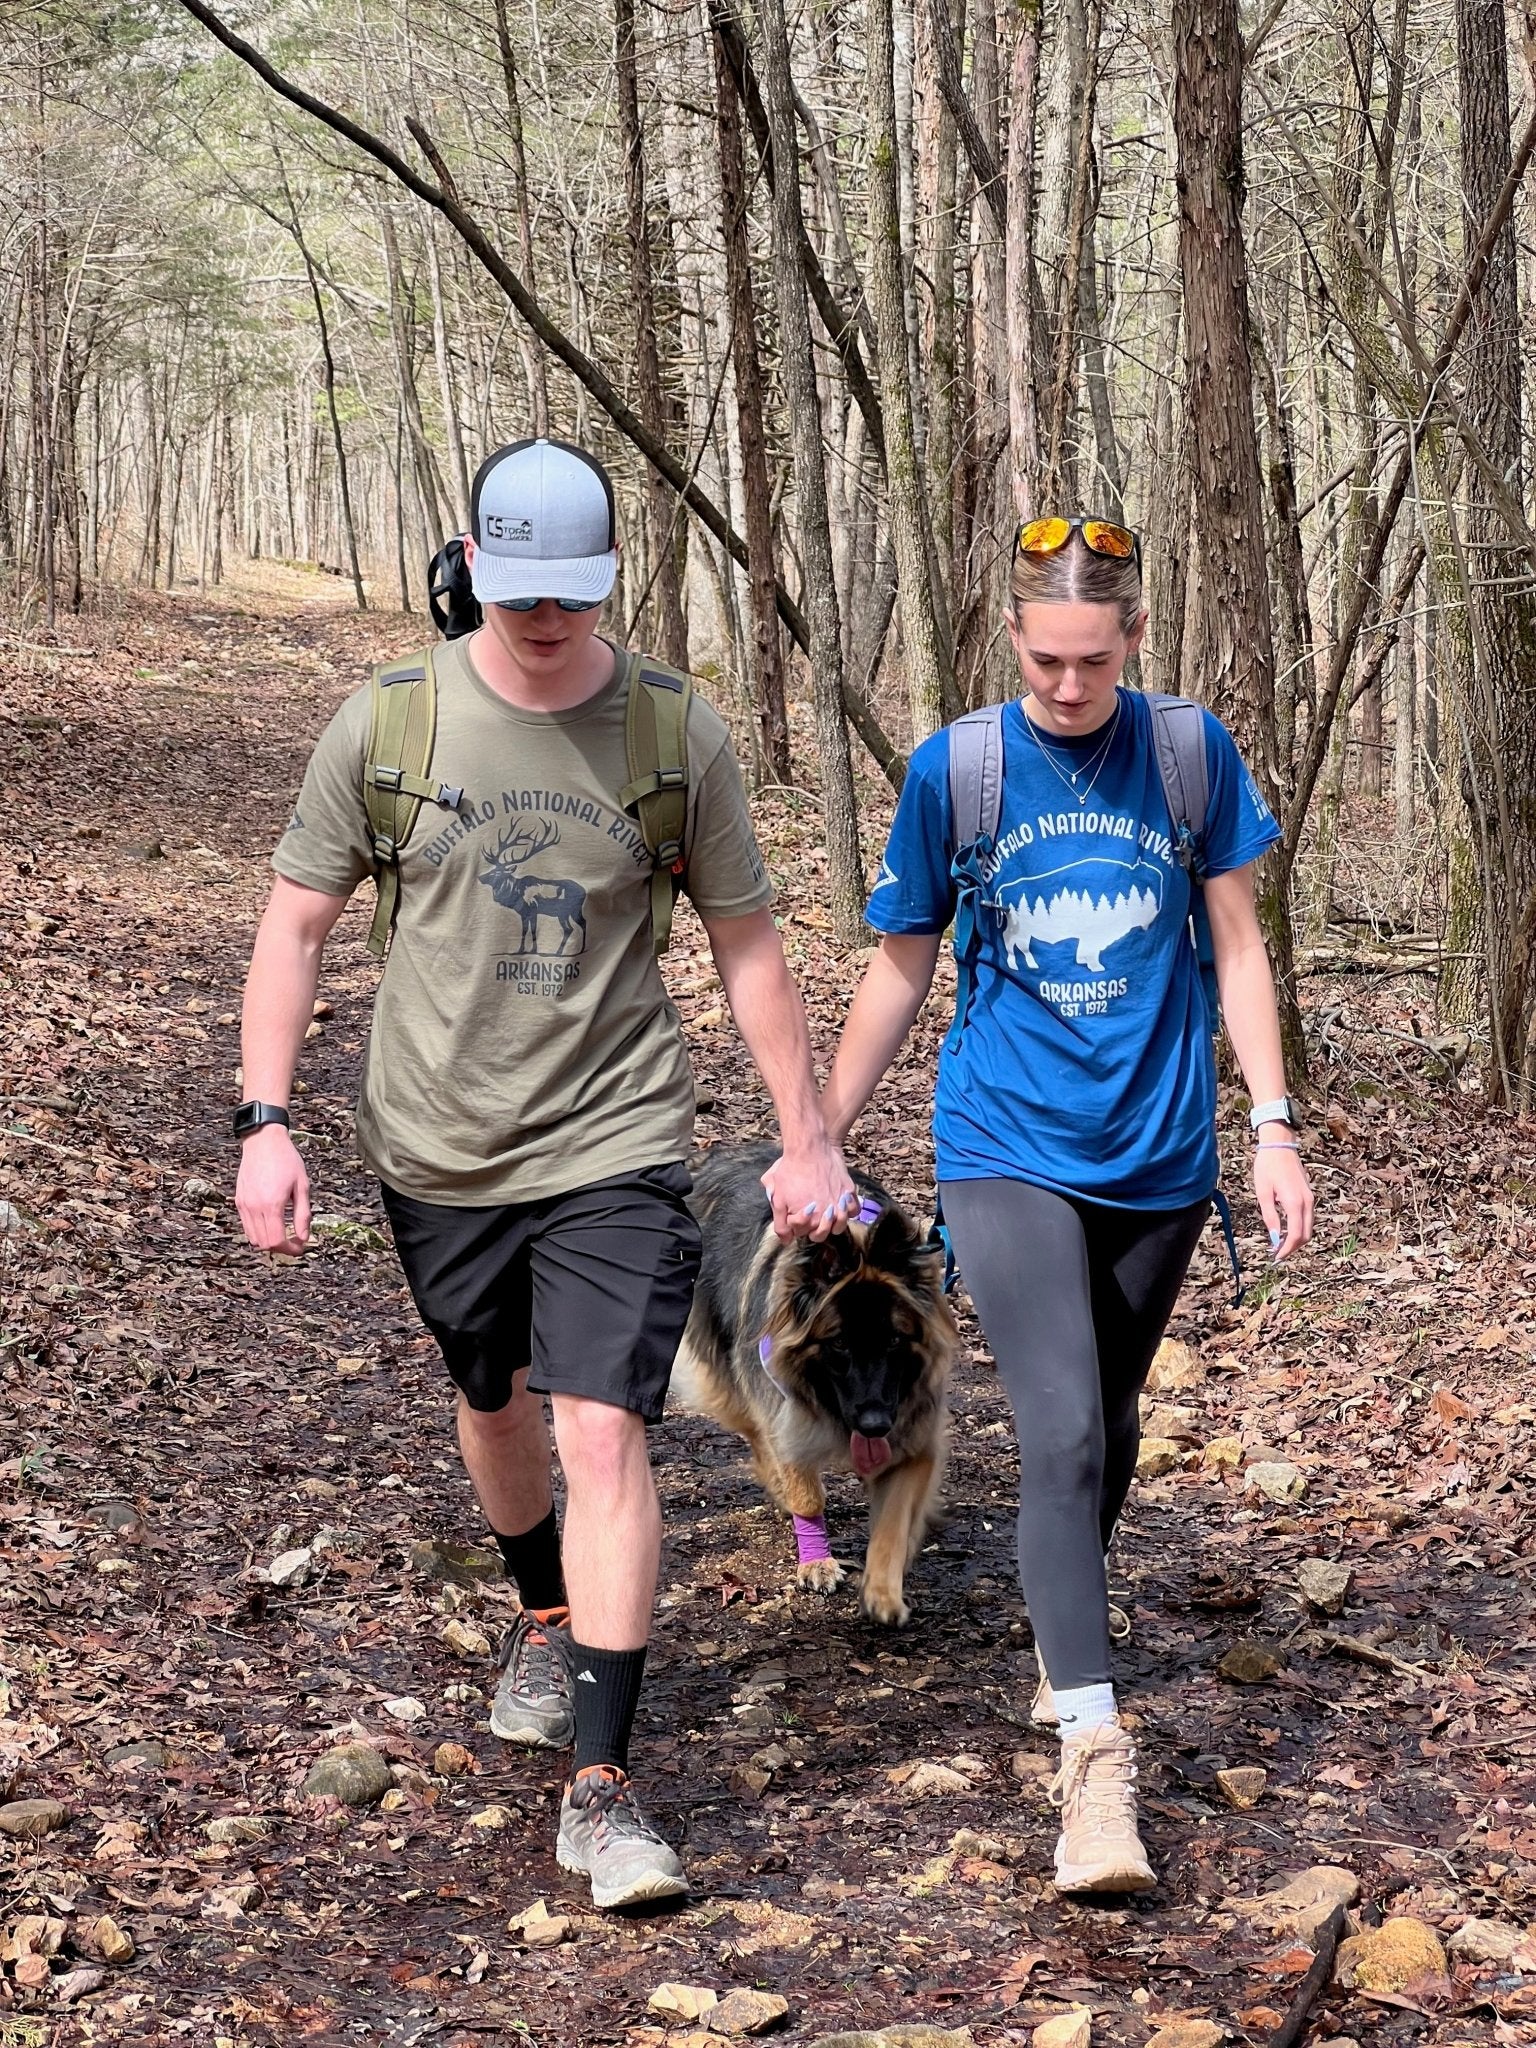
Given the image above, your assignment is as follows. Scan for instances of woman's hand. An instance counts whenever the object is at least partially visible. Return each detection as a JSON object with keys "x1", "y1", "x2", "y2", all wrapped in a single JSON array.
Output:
[{"x1": 1253, "y1": 1142, "x2": 1313, "y2": 1259}]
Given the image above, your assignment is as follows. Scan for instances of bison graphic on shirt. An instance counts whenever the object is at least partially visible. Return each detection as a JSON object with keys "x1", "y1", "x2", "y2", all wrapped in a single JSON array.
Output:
[{"x1": 993, "y1": 858, "x2": 1165, "y2": 973}]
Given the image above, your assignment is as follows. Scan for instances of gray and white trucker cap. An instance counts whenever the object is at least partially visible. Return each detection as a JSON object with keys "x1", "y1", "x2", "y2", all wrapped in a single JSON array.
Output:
[{"x1": 468, "y1": 438, "x2": 618, "y2": 605}]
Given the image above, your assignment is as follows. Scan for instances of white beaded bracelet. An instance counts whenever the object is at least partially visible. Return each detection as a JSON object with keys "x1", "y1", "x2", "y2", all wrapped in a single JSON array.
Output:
[{"x1": 1254, "y1": 1140, "x2": 1300, "y2": 1151}]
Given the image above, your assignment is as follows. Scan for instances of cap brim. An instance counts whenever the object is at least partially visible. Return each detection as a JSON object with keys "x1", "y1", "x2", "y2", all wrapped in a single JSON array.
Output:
[{"x1": 470, "y1": 549, "x2": 617, "y2": 605}]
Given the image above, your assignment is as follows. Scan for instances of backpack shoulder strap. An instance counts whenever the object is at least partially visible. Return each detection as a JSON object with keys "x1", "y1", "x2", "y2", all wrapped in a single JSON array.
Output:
[
  {"x1": 942, "y1": 704, "x2": 1007, "y2": 1056},
  {"x1": 362, "y1": 647, "x2": 463, "y2": 958},
  {"x1": 1146, "y1": 691, "x2": 1223, "y2": 1038},
  {"x1": 620, "y1": 658, "x2": 693, "y2": 956},
  {"x1": 947, "y1": 702, "x2": 1006, "y2": 853},
  {"x1": 1145, "y1": 692, "x2": 1209, "y2": 877}
]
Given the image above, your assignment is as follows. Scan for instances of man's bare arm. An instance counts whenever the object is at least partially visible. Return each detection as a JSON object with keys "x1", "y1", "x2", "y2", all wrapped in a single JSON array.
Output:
[{"x1": 235, "y1": 876, "x2": 350, "y2": 1254}]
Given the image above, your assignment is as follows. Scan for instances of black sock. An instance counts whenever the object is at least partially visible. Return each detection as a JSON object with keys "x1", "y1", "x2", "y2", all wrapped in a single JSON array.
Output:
[
  {"x1": 492, "y1": 1507, "x2": 566, "y2": 1613},
  {"x1": 569, "y1": 1641, "x2": 648, "y2": 1776}
]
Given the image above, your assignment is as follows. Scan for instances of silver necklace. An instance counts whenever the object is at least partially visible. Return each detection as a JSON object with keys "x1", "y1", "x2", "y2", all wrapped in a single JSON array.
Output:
[{"x1": 1024, "y1": 697, "x2": 1122, "y2": 807}]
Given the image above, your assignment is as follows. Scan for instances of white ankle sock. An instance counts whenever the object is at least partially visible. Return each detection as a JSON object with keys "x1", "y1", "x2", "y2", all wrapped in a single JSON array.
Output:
[{"x1": 1052, "y1": 1683, "x2": 1117, "y2": 1737}]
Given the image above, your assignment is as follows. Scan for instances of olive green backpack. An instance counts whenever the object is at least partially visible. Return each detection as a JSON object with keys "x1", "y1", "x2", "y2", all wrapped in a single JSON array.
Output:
[{"x1": 361, "y1": 648, "x2": 692, "y2": 958}]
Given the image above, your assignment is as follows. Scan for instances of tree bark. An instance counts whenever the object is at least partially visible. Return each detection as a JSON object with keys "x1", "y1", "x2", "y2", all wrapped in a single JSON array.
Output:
[
  {"x1": 1172, "y1": 0, "x2": 1303, "y2": 1076},
  {"x1": 614, "y1": 0, "x2": 689, "y2": 669},
  {"x1": 756, "y1": 0, "x2": 865, "y2": 938},
  {"x1": 1004, "y1": 0, "x2": 1044, "y2": 519},
  {"x1": 712, "y1": 17, "x2": 791, "y2": 781},
  {"x1": 870, "y1": 0, "x2": 955, "y2": 743},
  {"x1": 490, "y1": 0, "x2": 550, "y2": 436},
  {"x1": 1452, "y1": 0, "x2": 1536, "y2": 1102},
  {"x1": 288, "y1": 186, "x2": 367, "y2": 609}
]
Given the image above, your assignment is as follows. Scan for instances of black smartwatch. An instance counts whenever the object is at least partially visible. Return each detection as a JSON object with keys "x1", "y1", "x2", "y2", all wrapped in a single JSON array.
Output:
[{"x1": 232, "y1": 1101, "x2": 291, "y2": 1140}]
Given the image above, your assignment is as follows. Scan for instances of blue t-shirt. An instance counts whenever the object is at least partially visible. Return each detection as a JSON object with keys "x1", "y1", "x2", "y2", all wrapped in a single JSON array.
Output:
[{"x1": 867, "y1": 689, "x2": 1280, "y2": 1206}]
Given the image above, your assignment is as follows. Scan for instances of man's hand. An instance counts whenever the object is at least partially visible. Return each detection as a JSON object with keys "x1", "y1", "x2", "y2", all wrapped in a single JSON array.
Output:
[
  {"x1": 1254, "y1": 1143, "x2": 1313, "y2": 1260},
  {"x1": 760, "y1": 1135, "x2": 857, "y2": 1243},
  {"x1": 236, "y1": 1125, "x2": 312, "y2": 1256}
]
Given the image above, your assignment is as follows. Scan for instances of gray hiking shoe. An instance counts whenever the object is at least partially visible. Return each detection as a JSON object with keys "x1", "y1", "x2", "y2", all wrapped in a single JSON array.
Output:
[
  {"x1": 489, "y1": 1607, "x2": 575, "y2": 1747},
  {"x1": 556, "y1": 1765, "x2": 688, "y2": 1910}
]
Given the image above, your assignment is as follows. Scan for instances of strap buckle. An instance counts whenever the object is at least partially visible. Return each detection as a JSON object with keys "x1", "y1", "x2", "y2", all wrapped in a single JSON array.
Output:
[
  {"x1": 372, "y1": 834, "x2": 398, "y2": 863},
  {"x1": 436, "y1": 783, "x2": 463, "y2": 810},
  {"x1": 372, "y1": 765, "x2": 403, "y2": 794},
  {"x1": 656, "y1": 838, "x2": 682, "y2": 868}
]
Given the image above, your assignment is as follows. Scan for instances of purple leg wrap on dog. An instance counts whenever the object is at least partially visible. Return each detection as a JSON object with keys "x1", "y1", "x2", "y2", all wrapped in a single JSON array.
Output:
[{"x1": 793, "y1": 1514, "x2": 832, "y2": 1565}]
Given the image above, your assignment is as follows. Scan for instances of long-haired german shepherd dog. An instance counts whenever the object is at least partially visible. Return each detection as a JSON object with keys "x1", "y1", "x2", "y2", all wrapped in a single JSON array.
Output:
[{"x1": 671, "y1": 1143, "x2": 956, "y2": 1625}]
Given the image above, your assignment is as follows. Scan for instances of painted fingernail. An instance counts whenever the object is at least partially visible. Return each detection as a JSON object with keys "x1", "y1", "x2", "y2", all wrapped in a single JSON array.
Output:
[{"x1": 1268, "y1": 1228, "x2": 1283, "y2": 1250}]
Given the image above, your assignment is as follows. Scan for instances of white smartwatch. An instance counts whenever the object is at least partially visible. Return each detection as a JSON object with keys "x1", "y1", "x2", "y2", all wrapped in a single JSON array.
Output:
[{"x1": 1249, "y1": 1096, "x2": 1299, "y2": 1133}]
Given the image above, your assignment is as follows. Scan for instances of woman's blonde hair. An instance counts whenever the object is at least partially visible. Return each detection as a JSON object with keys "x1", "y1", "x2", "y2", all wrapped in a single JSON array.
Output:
[{"x1": 1009, "y1": 531, "x2": 1144, "y2": 638}]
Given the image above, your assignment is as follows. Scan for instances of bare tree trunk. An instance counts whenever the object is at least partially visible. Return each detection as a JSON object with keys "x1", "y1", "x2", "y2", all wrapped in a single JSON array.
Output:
[
  {"x1": 1172, "y1": 0, "x2": 1303, "y2": 1077},
  {"x1": 870, "y1": 0, "x2": 955, "y2": 742},
  {"x1": 615, "y1": 0, "x2": 689, "y2": 670},
  {"x1": 1078, "y1": 202, "x2": 1123, "y2": 519},
  {"x1": 294, "y1": 219, "x2": 367, "y2": 609},
  {"x1": 1004, "y1": 0, "x2": 1044, "y2": 519},
  {"x1": 757, "y1": 0, "x2": 864, "y2": 937},
  {"x1": 424, "y1": 225, "x2": 471, "y2": 513},
  {"x1": 1393, "y1": 564, "x2": 1418, "y2": 912},
  {"x1": 380, "y1": 205, "x2": 453, "y2": 546},
  {"x1": 1042, "y1": 0, "x2": 1100, "y2": 506},
  {"x1": 490, "y1": 0, "x2": 550, "y2": 436},
  {"x1": 712, "y1": 17, "x2": 791, "y2": 780},
  {"x1": 1452, "y1": 0, "x2": 1536, "y2": 1102}
]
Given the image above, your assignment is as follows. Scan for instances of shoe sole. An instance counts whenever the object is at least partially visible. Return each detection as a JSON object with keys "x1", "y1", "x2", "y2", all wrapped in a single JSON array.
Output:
[
  {"x1": 488, "y1": 1709, "x2": 574, "y2": 1747},
  {"x1": 1053, "y1": 1856, "x2": 1156, "y2": 1894},
  {"x1": 555, "y1": 1842, "x2": 688, "y2": 1910}
]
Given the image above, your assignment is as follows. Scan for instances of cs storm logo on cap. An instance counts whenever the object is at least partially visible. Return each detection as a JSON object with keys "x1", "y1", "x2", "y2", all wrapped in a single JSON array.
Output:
[
  {"x1": 468, "y1": 439, "x2": 618, "y2": 607},
  {"x1": 485, "y1": 514, "x2": 534, "y2": 545}
]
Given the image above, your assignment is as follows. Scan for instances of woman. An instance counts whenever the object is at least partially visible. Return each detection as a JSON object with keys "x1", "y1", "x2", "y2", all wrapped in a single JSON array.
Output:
[{"x1": 820, "y1": 516, "x2": 1313, "y2": 1894}]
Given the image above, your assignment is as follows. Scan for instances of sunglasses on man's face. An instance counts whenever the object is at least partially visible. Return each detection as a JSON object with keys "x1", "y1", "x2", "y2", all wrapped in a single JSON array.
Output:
[
  {"x1": 1015, "y1": 515, "x2": 1142, "y2": 573},
  {"x1": 493, "y1": 595, "x2": 602, "y2": 614}
]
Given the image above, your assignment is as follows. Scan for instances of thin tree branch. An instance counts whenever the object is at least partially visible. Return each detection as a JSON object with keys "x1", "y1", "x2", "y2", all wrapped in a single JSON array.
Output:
[{"x1": 172, "y1": 0, "x2": 816, "y2": 648}]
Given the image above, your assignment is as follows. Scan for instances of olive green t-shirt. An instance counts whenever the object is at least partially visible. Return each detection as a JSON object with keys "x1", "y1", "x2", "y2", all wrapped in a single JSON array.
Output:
[{"x1": 271, "y1": 635, "x2": 772, "y2": 1204}]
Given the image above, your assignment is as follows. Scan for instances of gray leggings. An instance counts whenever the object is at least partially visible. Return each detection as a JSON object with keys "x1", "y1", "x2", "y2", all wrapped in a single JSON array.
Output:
[{"x1": 940, "y1": 1178, "x2": 1210, "y2": 1690}]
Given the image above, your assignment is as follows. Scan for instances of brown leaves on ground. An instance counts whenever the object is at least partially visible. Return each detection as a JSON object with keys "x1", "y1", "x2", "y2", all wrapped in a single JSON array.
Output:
[{"x1": 2, "y1": 580, "x2": 1535, "y2": 2044}]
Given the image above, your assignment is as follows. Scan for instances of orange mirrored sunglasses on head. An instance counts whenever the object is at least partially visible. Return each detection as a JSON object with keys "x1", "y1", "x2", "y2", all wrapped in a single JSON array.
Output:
[{"x1": 1015, "y1": 514, "x2": 1142, "y2": 572}]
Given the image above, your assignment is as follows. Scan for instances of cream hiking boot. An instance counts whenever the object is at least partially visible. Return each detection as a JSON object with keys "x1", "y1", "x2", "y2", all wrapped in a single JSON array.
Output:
[{"x1": 1048, "y1": 1717, "x2": 1155, "y2": 1894}]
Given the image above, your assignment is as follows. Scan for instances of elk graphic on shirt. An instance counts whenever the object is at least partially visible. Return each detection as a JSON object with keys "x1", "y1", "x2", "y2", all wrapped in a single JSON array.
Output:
[
  {"x1": 479, "y1": 818, "x2": 588, "y2": 956},
  {"x1": 994, "y1": 859, "x2": 1163, "y2": 973}
]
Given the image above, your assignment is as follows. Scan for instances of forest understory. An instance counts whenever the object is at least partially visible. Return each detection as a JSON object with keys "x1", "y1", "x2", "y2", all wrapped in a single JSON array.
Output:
[{"x1": 1, "y1": 573, "x2": 1534, "y2": 2048}]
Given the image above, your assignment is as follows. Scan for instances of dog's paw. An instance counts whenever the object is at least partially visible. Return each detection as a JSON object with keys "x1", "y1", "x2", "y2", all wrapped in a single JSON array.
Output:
[
  {"x1": 796, "y1": 1557, "x2": 846, "y2": 1595},
  {"x1": 861, "y1": 1581, "x2": 911, "y2": 1627}
]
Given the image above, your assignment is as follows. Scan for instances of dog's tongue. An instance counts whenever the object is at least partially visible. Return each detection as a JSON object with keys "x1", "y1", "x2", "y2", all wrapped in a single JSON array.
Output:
[{"x1": 850, "y1": 1431, "x2": 892, "y2": 1478}]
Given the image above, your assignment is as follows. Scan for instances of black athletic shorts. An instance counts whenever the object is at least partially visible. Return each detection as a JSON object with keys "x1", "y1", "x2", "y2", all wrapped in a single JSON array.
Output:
[{"x1": 380, "y1": 1163, "x2": 702, "y2": 1422}]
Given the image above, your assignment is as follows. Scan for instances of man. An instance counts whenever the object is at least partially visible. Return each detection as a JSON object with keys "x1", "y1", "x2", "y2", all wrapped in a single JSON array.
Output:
[{"x1": 234, "y1": 437, "x2": 852, "y2": 1909}]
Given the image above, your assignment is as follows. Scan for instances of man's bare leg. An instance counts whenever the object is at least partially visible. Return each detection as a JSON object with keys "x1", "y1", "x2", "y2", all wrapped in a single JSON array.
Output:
[
  {"x1": 549, "y1": 1394, "x2": 659, "y2": 1648},
  {"x1": 455, "y1": 1373, "x2": 553, "y2": 1539}
]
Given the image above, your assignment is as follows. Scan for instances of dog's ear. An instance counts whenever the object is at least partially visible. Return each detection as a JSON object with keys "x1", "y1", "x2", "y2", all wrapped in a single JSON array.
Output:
[
  {"x1": 784, "y1": 1229, "x2": 860, "y2": 1322},
  {"x1": 864, "y1": 1203, "x2": 919, "y2": 1261},
  {"x1": 864, "y1": 1204, "x2": 949, "y2": 1298}
]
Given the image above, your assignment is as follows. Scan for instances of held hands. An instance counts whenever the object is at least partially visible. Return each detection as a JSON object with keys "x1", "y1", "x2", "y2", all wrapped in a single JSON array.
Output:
[
  {"x1": 1254, "y1": 1141, "x2": 1313, "y2": 1260},
  {"x1": 235, "y1": 1126, "x2": 312, "y2": 1257},
  {"x1": 760, "y1": 1134, "x2": 858, "y2": 1243}
]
